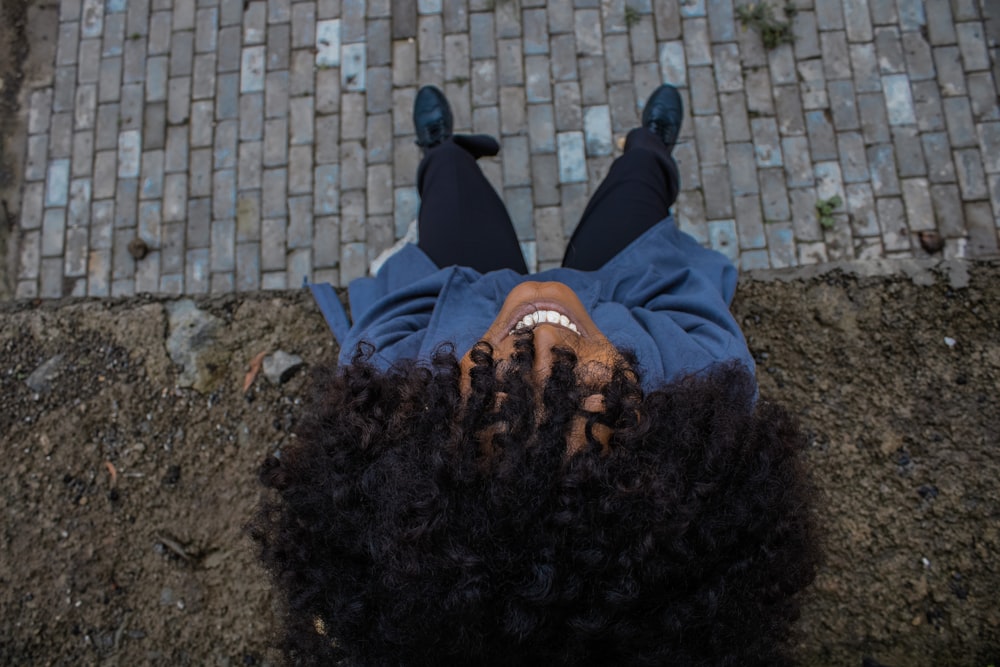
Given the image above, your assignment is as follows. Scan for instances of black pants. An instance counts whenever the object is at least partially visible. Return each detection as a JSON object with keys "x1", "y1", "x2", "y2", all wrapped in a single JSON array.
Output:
[{"x1": 416, "y1": 128, "x2": 680, "y2": 273}]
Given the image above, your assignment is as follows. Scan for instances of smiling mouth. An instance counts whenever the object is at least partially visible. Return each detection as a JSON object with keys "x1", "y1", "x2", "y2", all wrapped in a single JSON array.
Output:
[{"x1": 508, "y1": 309, "x2": 581, "y2": 336}]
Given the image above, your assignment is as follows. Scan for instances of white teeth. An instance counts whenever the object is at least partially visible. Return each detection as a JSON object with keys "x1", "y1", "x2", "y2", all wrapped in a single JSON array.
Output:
[{"x1": 510, "y1": 309, "x2": 582, "y2": 336}]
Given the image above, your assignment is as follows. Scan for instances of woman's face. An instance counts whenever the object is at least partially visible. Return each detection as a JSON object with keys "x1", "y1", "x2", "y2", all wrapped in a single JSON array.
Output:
[{"x1": 459, "y1": 282, "x2": 624, "y2": 450}]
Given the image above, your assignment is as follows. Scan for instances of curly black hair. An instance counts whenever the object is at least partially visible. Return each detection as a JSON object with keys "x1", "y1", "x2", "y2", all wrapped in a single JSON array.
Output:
[{"x1": 250, "y1": 336, "x2": 819, "y2": 666}]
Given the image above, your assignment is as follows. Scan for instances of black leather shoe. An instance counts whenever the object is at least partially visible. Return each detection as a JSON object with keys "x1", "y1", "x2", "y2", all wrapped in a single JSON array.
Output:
[
  {"x1": 413, "y1": 85, "x2": 453, "y2": 151},
  {"x1": 641, "y1": 84, "x2": 683, "y2": 154}
]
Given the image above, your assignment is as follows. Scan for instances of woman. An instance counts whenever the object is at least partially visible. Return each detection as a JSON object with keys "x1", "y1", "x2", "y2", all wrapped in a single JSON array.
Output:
[{"x1": 251, "y1": 85, "x2": 819, "y2": 666}]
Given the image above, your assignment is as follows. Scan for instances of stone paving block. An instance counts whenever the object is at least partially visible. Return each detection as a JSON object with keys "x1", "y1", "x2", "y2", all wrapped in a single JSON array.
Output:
[
  {"x1": 673, "y1": 140, "x2": 700, "y2": 190},
  {"x1": 287, "y1": 194, "x2": 313, "y2": 248},
  {"x1": 183, "y1": 247, "x2": 209, "y2": 293},
  {"x1": 188, "y1": 101, "x2": 214, "y2": 147},
  {"x1": 148, "y1": 12, "x2": 172, "y2": 54},
  {"x1": 727, "y1": 142, "x2": 758, "y2": 196},
  {"x1": 934, "y1": 46, "x2": 966, "y2": 96},
  {"x1": 163, "y1": 125, "x2": 187, "y2": 173},
  {"x1": 673, "y1": 190, "x2": 706, "y2": 243},
  {"x1": 236, "y1": 141, "x2": 262, "y2": 190},
  {"x1": 772, "y1": 85, "x2": 804, "y2": 135},
  {"x1": 751, "y1": 118, "x2": 782, "y2": 167},
  {"x1": 209, "y1": 219, "x2": 236, "y2": 271},
  {"x1": 530, "y1": 153, "x2": 559, "y2": 206},
  {"x1": 313, "y1": 163, "x2": 340, "y2": 215},
  {"x1": 899, "y1": 177, "x2": 935, "y2": 231},
  {"x1": 260, "y1": 218, "x2": 288, "y2": 271},
  {"x1": 97, "y1": 58, "x2": 121, "y2": 104},
  {"x1": 25, "y1": 135, "x2": 49, "y2": 181},
  {"x1": 733, "y1": 194, "x2": 765, "y2": 249},
  {"x1": 471, "y1": 59, "x2": 498, "y2": 106},
  {"x1": 501, "y1": 135, "x2": 531, "y2": 187},
  {"x1": 503, "y1": 186, "x2": 532, "y2": 240},
  {"x1": 705, "y1": 0, "x2": 734, "y2": 41},
  {"x1": 267, "y1": 23, "x2": 291, "y2": 71},
  {"x1": 342, "y1": 43, "x2": 367, "y2": 91},
  {"x1": 535, "y1": 206, "x2": 564, "y2": 263},
  {"x1": 821, "y1": 31, "x2": 851, "y2": 80},
  {"x1": 521, "y1": 8, "x2": 548, "y2": 55},
  {"x1": 578, "y1": 56, "x2": 608, "y2": 105},
  {"x1": 211, "y1": 119, "x2": 237, "y2": 170},
  {"x1": 123, "y1": 36, "x2": 148, "y2": 85},
  {"x1": 787, "y1": 186, "x2": 820, "y2": 241},
  {"x1": 243, "y1": 1, "x2": 266, "y2": 43},
  {"x1": 767, "y1": 44, "x2": 796, "y2": 86},
  {"x1": 739, "y1": 248, "x2": 770, "y2": 270},
  {"x1": 633, "y1": 62, "x2": 662, "y2": 111},
  {"x1": 814, "y1": 160, "x2": 846, "y2": 207},
  {"x1": 240, "y1": 45, "x2": 266, "y2": 92},
  {"x1": 211, "y1": 71, "x2": 240, "y2": 120},
  {"x1": 525, "y1": 55, "x2": 552, "y2": 103},
  {"x1": 902, "y1": 31, "x2": 935, "y2": 80},
  {"x1": 766, "y1": 222, "x2": 797, "y2": 268},
  {"x1": 312, "y1": 214, "x2": 339, "y2": 268},
  {"x1": 45, "y1": 159, "x2": 71, "y2": 207},
  {"x1": 217, "y1": 25, "x2": 242, "y2": 72},
  {"x1": 472, "y1": 104, "x2": 499, "y2": 137},
  {"x1": 922, "y1": 131, "x2": 956, "y2": 183},
  {"x1": 967, "y1": 72, "x2": 999, "y2": 121},
  {"x1": 715, "y1": 92, "x2": 749, "y2": 143},
  {"x1": 781, "y1": 135, "x2": 813, "y2": 187},
  {"x1": 340, "y1": 141, "x2": 366, "y2": 190},
  {"x1": 712, "y1": 43, "x2": 741, "y2": 92},
  {"x1": 942, "y1": 96, "x2": 978, "y2": 148},
  {"x1": 798, "y1": 59, "x2": 828, "y2": 109},
  {"x1": 843, "y1": 0, "x2": 872, "y2": 42},
  {"x1": 574, "y1": 9, "x2": 603, "y2": 56},
  {"x1": 924, "y1": 4, "x2": 957, "y2": 45},
  {"x1": 694, "y1": 114, "x2": 724, "y2": 166},
  {"x1": 892, "y1": 126, "x2": 926, "y2": 177},
  {"x1": 658, "y1": 41, "x2": 686, "y2": 88},
  {"x1": 92, "y1": 150, "x2": 118, "y2": 199},
  {"x1": 838, "y1": 131, "x2": 868, "y2": 183},
  {"x1": 954, "y1": 148, "x2": 989, "y2": 199},
  {"x1": 759, "y1": 168, "x2": 790, "y2": 221},
  {"x1": 236, "y1": 190, "x2": 261, "y2": 241},
  {"x1": 856, "y1": 93, "x2": 890, "y2": 144},
  {"x1": 394, "y1": 186, "x2": 418, "y2": 237},
  {"x1": 314, "y1": 114, "x2": 340, "y2": 163},
  {"x1": 741, "y1": 67, "x2": 772, "y2": 115},
  {"x1": 875, "y1": 27, "x2": 905, "y2": 74},
  {"x1": 979, "y1": 123, "x2": 1000, "y2": 174},
  {"x1": 557, "y1": 131, "x2": 586, "y2": 183},
  {"x1": 792, "y1": 11, "x2": 820, "y2": 61},
  {"x1": 90, "y1": 200, "x2": 114, "y2": 250},
  {"x1": 111, "y1": 226, "x2": 137, "y2": 281},
  {"x1": 117, "y1": 129, "x2": 141, "y2": 178},
  {"x1": 166, "y1": 76, "x2": 191, "y2": 124},
  {"x1": 145, "y1": 56, "x2": 168, "y2": 103},
  {"x1": 102, "y1": 13, "x2": 125, "y2": 57},
  {"x1": 288, "y1": 96, "x2": 315, "y2": 144},
  {"x1": 64, "y1": 224, "x2": 89, "y2": 277},
  {"x1": 367, "y1": 164, "x2": 393, "y2": 215},
  {"x1": 288, "y1": 144, "x2": 313, "y2": 194},
  {"x1": 582, "y1": 105, "x2": 611, "y2": 156},
  {"x1": 114, "y1": 177, "x2": 138, "y2": 228},
  {"x1": 268, "y1": 0, "x2": 291, "y2": 24},
  {"x1": 339, "y1": 190, "x2": 365, "y2": 243},
  {"x1": 630, "y1": 16, "x2": 658, "y2": 63},
  {"x1": 240, "y1": 92, "x2": 265, "y2": 139},
  {"x1": 393, "y1": 136, "x2": 419, "y2": 186},
  {"x1": 844, "y1": 181, "x2": 878, "y2": 237},
  {"x1": 929, "y1": 184, "x2": 966, "y2": 237},
  {"x1": 556, "y1": 181, "x2": 584, "y2": 237},
  {"x1": 867, "y1": 143, "x2": 901, "y2": 196},
  {"x1": 210, "y1": 168, "x2": 235, "y2": 219},
  {"x1": 896, "y1": 0, "x2": 925, "y2": 31},
  {"x1": 500, "y1": 86, "x2": 528, "y2": 134},
  {"x1": 468, "y1": 13, "x2": 495, "y2": 61},
  {"x1": 682, "y1": 17, "x2": 710, "y2": 67},
  {"x1": 50, "y1": 112, "x2": 74, "y2": 158},
  {"x1": 964, "y1": 201, "x2": 998, "y2": 257},
  {"x1": 40, "y1": 257, "x2": 68, "y2": 297},
  {"x1": 849, "y1": 43, "x2": 881, "y2": 93},
  {"x1": 821, "y1": 80, "x2": 856, "y2": 131},
  {"x1": 603, "y1": 34, "x2": 631, "y2": 83},
  {"x1": 185, "y1": 196, "x2": 210, "y2": 246},
  {"x1": 41, "y1": 207, "x2": 67, "y2": 257},
  {"x1": 702, "y1": 164, "x2": 734, "y2": 219},
  {"x1": 138, "y1": 199, "x2": 161, "y2": 244},
  {"x1": 18, "y1": 229, "x2": 41, "y2": 280},
  {"x1": 606, "y1": 82, "x2": 636, "y2": 132},
  {"x1": 339, "y1": 243, "x2": 366, "y2": 284},
  {"x1": 882, "y1": 73, "x2": 916, "y2": 125},
  {"x1": 21, "y1": 182, "x2": 45, "y2": 230},
  {"x1": 707, "y1": 219, "x2": 738, "y2": 262}
]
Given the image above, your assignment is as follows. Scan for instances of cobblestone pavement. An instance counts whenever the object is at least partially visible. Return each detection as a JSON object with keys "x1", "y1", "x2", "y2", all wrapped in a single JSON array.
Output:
[{"x1": 12, "y1": 0, "x2": 1000, "y2": 298}]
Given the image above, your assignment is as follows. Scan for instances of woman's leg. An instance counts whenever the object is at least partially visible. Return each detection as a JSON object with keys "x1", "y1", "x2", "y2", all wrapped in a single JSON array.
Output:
[
  {"x1": 417, "y1": 138, "x2": 528, "y2": 274},
  {"x1": 561, "y1": 127, "x2": 680, "y2": 271}
]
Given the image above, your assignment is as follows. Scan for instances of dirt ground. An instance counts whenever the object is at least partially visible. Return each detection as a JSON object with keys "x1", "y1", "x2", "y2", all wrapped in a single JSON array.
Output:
[{"x1": 0, "y1": 260, "x2": 998, "y2": 666}]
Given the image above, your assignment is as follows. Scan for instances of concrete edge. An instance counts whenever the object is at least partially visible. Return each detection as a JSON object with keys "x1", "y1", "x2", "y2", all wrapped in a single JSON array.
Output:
[{"x1": 740, "y1": 256, "x2": 1000, "y2": 290}]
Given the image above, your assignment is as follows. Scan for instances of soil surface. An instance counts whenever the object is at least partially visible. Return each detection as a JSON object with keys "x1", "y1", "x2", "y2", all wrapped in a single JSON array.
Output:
[{"x1": 1, "y1": 261, "x2": 998, "y2": 666}]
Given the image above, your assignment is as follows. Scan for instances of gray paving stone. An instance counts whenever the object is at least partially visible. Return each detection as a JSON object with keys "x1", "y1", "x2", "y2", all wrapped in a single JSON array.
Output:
[
  {"x1": 980, "y1": 123, "x2": 1000, "y2": 174},
  {"x1": 788, "y1": 187, "x2": 821, "y2": 241},
  {"x1": 546, "y1": 0, "x2": 574, "y2": 35},
  {"x1": 577, "y1": 56, "x2": 608, "y2": 105},
  {"x1": 267, "y1": 23, "x2": 290, "y2": 71},
  {"x1": 759, "y1": 168, "x2": 790, "y2": 221},
  {"x1": 68, "y1": 179, "x2": 91, "y2": 230},
  {"x1": 867, "y1": 143, "x2": 901, "y2": 195},
  {"x1": 929, "y1": 184, "x2": 965, "y2": 237},
  {"x1": 769, "y1": 85, "x2": 803, "y2": 136},
  {"x1": 681, "y1": 17, "x2": 710, "y2": 66},
  {"x1": 954, "y1": 147, "x2": 989, "y2": 199},
  {"x1": 821, "y1": 31, "x2": 852, "y2": 80},
  {"x1": 117, "y1": 129, "x2": 141, "y2": 178},
  {"x1": 366, "y1": 164, "x2": 393, "y2": 215},
  {"x1": 90, "y1": 200, "x2": 114, "y2": 249},
  {"x1": 727, "y1": 142, "x2": 758, "y2": 195},
  {"x1": 25, "y1": 135, "x2": 49, "y2": 181},
  {"x1": 418, "y1": 14, "x2": 444, "y2": 61},
  {"x1": 471, "y1": 59, "x2": 498, "y2": 106},
  {"x1": 521, "y1": 103, "x2": 555, "y2": 153},
  {"x1": 964, "y1": 202, "x2": 998, "y2": 257},
  {"x1": 148, "y1": 12, "x2": 172, "y2": 54},
  {"x1": 848, "y1": 43, "x2": 881, "y2": 93},
  {"x1": 96, "y1": 58, "x2": 121, "y2": 104},
  {"x1": 892, "y1": 126, "x2": 926, "y2": 177},
  {"x1": 102, "y1": 13, "x2": 126, "y2": 57},
  {"x1": 901, "y1": 177, "x2": 935, "y2": 231},
  {"x1": 41, "y1": 207, "x2": 67, "y2": 256},
  {"x1": 921, "y1": 131, "x2": 957, "y2": 183},
  {"x1": 340, "y1": 141, "x2": 366, "y2": 190},
  {"x1": 140, "y1": 149, "x2": 165, "y2": 198},
  {"x1": 392, "y1": 0, "x2": 416, "y2": 39},
  {"x1": 164, "y1": 125, "x2": 189, "y2": 173},
  {"x1": 243, "y1": 1, "x2": 266, "y2": 43},
  {"x1": 658, "y1": 41, "x2": 686, "y2": 88},
  {"x1": 857, "y1": 93, "x2": 891, "y2": 144},
  {"x1": 341, "y1": 42, "x2": 367, "y2": 91},
  {"x1": 185, "y1": 196, "x2": 211, "y2": 247},
  {"x1": 17, "y1": 229, "x2": 40, "y2": 280},
  {"x1": 733, "y1": 194, "x2": 765, "y2": 249},
  {"x1": 711, "y1": 43, "x2": 741, "y2": 92},
  {"x1": 844, "y1": 182, "x2": 878, "y2": 236},
  {"x1": 525, "y1": 55, "x2": 552, "y2": 103},
  {"x1": 184, "y1": 247, "x2": 209, "y2": 293},
  {"x1": 122, "y1": 36, "x2": 147, "y2": 84},
  {"x1": 65, "y1": 224, "x2": 89, "y2": 277},
  {"x1": 901, "y1": 31, "x2": 935, "y2": 81},
  {"x1": 874, "y1": 27, "x2": 906, "y2": 75},
  {"x1": 210, "y1": 168, "x2": 235, "y2": 219},
  {"x1": 606, "y1": 82, "x2": 636, "y2": 132},
  {"x1": 81, "y1": 0, "x2": 104, "y2": 38},
  {"x1": 767, "y1": 44, "x2": 797, "y2": 86},
  {"x1": 287, "y1": 194, "x2": 313, "y2": 248},
  {"x1": 92, "y1": 151, "x2": 117, "y2": 199},
  {"x1": 925, "y1": 0, "x2": 956, "y2": 45},
  {"x1": 262, "y1": 118, "x2": 288, "y2": 167},
  {"x1": 815, "y1": 0, "x2": 844, "y2": 30},
  {"x1": 707, "y1": 219, "x2": 738, "y2": 262},
  {"x1": 751, "y1": 117, "x2": 782, "y2": 167},
  {"x1": 111, "y1": 227, "x2": 136, "y2": 281},
  {"x1": 967, "y1": 72, "x2": 1000, "y2": 121},
  {"x1": 496, "y1": 38, "x2": 523, "y2": 86},
  {"x1": 798, "y1": 59, "x2": 828, "y2": 109},
  {"x1": 908, "y1": 79, "x2": 944, "y2": 131},
  {"x1": 339, "y1": 190, "x2": 364, "y2": 243},
  {"x1": 20, "y1": 182, "x2": 45, "y2": 230},
  {"x1": 267, "y1": 0, "x2": 290, "y2": 24},
  {"x1": 713, "y1": 93, "x2": 749, "y2": 144},
  {"x1": 782, "y1": 135, "x2": 813, "y2": 187},
  {"x1": 897, "y1": 0, "x2": 925, "y2": 32},
  {"x1": 741, "y1": 67, "x2": 772, "y2": 115},
  {"x1": 934, "y1": 46, "x2": 967, "y2": 96},
  {"x1": 394, "y1": 186, "x2": 418, "y2": 237},
  {"x1": 882, "y1": 73, "x2": 916, "y2": 125},
  {"x1": 441, "y1": 0, "x2": 467, "y2": 32},
  {"x1": 239, "y1": 92, "x2": 265, "y2": 139},
  {"x1": 340, "y1": 0, "x2": 365, "y2": 43},
  {"x1": 314, "y1": 164, "x2": 340, "y2": 215},
  {"x1": 235, "y1": 242, "x2": 261, "y2": 290},
  {"x1": 288, "y1": 144, "x2": 313, "y2": 194},
  {"x1": 217, "y1": 25, "x2": 242, "y2": 71},
  {"x1": 814, "y1": 160, "x2": 846, "y2": 205},
  {"x1": 629, "y1": 15, "x2": 657, "y2": 63},
  {"x1": 140, "y1": 103, "x2": 165, "y2": 152},
  {"x1": 500, "y1": 85, "x2": 528, "y2": 134},
  {"x1": 49, "y1": 112, "x2": 74, "y2": 158},
  {"x1": 236, "y1": 190, "x2": 261, "y2": 241},
  {"x1": 393, "y1": 136, "x2": 420, "y2": 186},
  {"x1": 241, "y1": 45, "x2": 266, "y2": 92},
  {"x1": 212, "y1": 119, "x2": 237, "y2": 170},
  {"x1": 841, "y1": 0, "x2": 873, "y2": 41},
  {"x1": 838, "y1": 131, "x2": 869, "y2": 183},
  {"x1": 312, "y1": 115, "x2": 338, "y2": 164},
  {"x1": 137, "y1": 199, "x2": 161, "y2": 245},
  {"x1": 943, "y1": 96, "x2": 978, "y2": 147},
  {"x1": 45, "y1": 159, "x2": 72, "y2": 207},
  {"x1": 699, "y1": 164, "x2": 732, "y2": 219},
  {"x1": 191, "y1": 54, "x2": 217, "y2": 99},
  {"x1": 236, "y1": 141, "x2": 262, "y2": 190}
]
